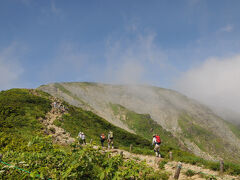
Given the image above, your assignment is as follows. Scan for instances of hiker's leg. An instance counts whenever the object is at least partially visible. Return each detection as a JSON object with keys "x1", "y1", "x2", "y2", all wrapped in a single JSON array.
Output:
[
  {"x1": 156, "y1": 145, "x2": 161, "y2": 157},
  {"x1": 158, "y1": 147, "x2": 161, "y2": 157},
  {"x1": 111, "y1": 139, "x2": 114, "y2": 149},
  {"x1": 154, "y1": 145, "x2": 158, "y2": 157}
]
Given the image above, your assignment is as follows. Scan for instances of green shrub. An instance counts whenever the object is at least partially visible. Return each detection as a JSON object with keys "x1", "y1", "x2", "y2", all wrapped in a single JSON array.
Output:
[
  {"x1": 53, "y1": 119, "x2": 62, "y2": 127},
  {"x1": 158, "y1": 160, "x2": 168, "y2": 169},
  {"x1": 185, "y1": 169, "x2": 196, "y2": 177},
  {"x1": 0, "y1": 136, "x2": 167, "y2": 179},
  {"x1": 49, "y1": 127, "x2": 56, "y2": 134}
]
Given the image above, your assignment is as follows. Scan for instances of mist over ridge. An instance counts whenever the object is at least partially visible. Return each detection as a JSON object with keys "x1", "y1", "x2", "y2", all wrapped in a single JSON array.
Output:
[{"x1": 175, "y1": 55, "x2": 240, "y2": 125}]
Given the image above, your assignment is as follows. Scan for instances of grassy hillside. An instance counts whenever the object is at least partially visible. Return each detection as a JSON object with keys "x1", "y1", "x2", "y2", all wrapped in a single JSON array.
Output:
[
  {"x1": 178, "y1": 114, "x2": 224, "y2": 152},
  {"x1": 225, "y1": 121, "x2": 240, "y2": 139},
  {"x1": 0, "y1": 89, "x2": 51, "y2": 152},
  {"x1": 178, "y1": 113, "x2": 240, "y2": 164}
]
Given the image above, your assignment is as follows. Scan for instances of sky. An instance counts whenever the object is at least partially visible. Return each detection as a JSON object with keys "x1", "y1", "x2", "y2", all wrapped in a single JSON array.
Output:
[{"x1": 1, "y1": 0, "x2": 240, "y2": 121}]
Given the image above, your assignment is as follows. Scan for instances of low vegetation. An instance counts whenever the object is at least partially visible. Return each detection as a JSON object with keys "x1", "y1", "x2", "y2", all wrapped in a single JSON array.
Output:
[
  {"x1": 225, "y1": 121, "x2": 240, "y2": 139},
  {"x1": 1, "y1": 136, "x2": 169, "y2": 179},
  {"x1": 185, "y1": 169, "x2": 196, "y2": 177},
  {"x1": 0, "y1": 89, "x2": 51, "y2": 152}
]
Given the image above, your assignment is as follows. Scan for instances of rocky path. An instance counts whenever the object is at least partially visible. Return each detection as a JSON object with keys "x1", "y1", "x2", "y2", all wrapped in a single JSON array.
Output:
[
  {"x1": 105, "y1": 148, "x2": 239, "y2": 180},
  {"x1": 40, "y1": 96, "x2": 75, "y2": 145},
  {"x1": 165, "y1": 161, "x2": 238, "y2": 180}
]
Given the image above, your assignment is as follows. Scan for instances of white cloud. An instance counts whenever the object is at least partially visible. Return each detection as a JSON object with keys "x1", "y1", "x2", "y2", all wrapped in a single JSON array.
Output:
[
  {"x1": 104, "y1": 32, "x2": 167, "y2": 84},
  {"x1": 220, "y1": 25, "x2": 233, "y2": 33},
  {"x1": 175, "y1": 55, "x2": 240, "y2": 122},
  {"x1": 0, "y1": 44, "x2": 24, "y2": 90}
]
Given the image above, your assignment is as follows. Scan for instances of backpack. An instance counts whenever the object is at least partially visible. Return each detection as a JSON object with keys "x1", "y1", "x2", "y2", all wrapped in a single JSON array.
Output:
[
  {"x1": 155, "y1": 135, "x2": 161, "y2": 144},
  {"x1": 78, "y1": 132, "x2": 82, "y2": 138},
  {"x1": 109, "y1": 132, "x2": 113, "y2": 138},
  {"x1": 101, "y1": 135, "x2": 106, "y2": 140}
]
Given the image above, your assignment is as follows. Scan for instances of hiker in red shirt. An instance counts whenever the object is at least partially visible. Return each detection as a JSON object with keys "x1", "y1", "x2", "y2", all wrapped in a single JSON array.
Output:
[
  {"x1": 100, "y1": 133, "x2": 106, "y2": 147},
  {"x1": 152, "y1": 134, "x2": 161, "y2": 158}
]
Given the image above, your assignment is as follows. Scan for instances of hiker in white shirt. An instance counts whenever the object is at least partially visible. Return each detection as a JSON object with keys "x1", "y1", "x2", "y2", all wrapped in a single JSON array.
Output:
[
  {"x1": 78, "y1": 132, "x2": 82, "y2": 144},
  {"x1": 81, "y1": 132, "x2": 86, "y2": 145}
]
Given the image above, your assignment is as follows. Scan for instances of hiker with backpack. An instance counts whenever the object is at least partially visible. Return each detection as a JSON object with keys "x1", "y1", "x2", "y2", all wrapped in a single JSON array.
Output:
[
  {"x1": 81, "y1": 132, "x2": 86, "y2": 145},
  {"x1": 78, "y1": 131, "x2": 82, "y2": 144},
  {"x1": 152, "y1": 134, "x2": 161, "y2": 158},
  {"x1": 108, "y1": 131, "x2": 114, "y2": 149},
  {"x1": 100, "y1": 133, "x2": 106, "y2": 147},
  {"x1": 77, "y1": 131, "x2": 86, "y2": 145}
]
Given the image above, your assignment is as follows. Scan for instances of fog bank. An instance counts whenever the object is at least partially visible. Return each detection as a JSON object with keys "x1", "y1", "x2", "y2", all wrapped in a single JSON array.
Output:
[{"x1": 175, "y1": 55, "x2": 240, "y2": 124}]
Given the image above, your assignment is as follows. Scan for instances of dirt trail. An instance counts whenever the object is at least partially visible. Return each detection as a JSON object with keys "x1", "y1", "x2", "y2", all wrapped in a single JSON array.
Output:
[
  {"x1": 102, "y1": 148, "x2": 239, "y2": 180},
  {"x1": 37, "y1": 94, "x2": 75, "y2": 145},
  {"x1": 165, "y1": 161, "x2": 239, "y2": 180}
]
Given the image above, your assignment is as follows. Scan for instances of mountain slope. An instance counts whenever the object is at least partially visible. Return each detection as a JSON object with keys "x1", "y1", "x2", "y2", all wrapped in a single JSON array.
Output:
[
  {"x1": 1, "y1": 88, "x2": 240, "y2": 179},
  {"x1": 38, "y1": 82, "x2": 240, "y2": 163}
]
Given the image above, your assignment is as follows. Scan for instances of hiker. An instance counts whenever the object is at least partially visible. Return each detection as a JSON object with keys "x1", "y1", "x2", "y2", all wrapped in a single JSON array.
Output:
[
  {"x1": 108, "y1": 131, "x2": 114, "y2": 149},
  {"x1": 52, "y1": 101, "x2": 57, "y2": 114},
  {"x1": 78, "y1": 131, "x2": 82, "y2": 144},
  {"x1": 60, "y1": 105, "x2": 65, "y2": 113},
  {"x1": 53, "y1": 101, "x2": 57, "y2": 108},
  {"x1": 81, "y1": 132, "x2": 86, "y2": 145},
  {"x1": 100, "y1": 133, "x2": 106, "y2": 147},
  {"x1": 152, "y1": 134, "x2": 161, "y2": 158}
]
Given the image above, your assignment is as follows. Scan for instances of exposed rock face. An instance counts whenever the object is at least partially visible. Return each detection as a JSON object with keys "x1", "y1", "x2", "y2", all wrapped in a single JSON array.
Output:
[{"x1": 38, "y1": 82, "x2": 240, "y2": 162}]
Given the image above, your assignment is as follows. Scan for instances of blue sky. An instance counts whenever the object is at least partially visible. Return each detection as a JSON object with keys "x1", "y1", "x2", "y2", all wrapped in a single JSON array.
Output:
[{"x1": 1, "y1": 0, "x2": 240, "y2": 98}]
